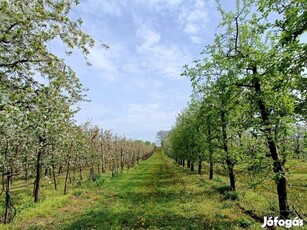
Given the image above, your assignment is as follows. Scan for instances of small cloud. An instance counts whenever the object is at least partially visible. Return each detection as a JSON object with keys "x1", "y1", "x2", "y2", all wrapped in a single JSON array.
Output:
[
  {"x1": 135, "y1": 0, "x2": 184, "y2": 11},
  {"x1": 184, "y1": 23, "x2": 199, "y2": 34},
  {"x1": 155, "y1": 0, "x2": 183, "y2": 8},
  {"x1": 88, "y1": 45, "x2": 119, "y2": 82},
  {"x1": 178, "y1": 0, "x2": 208, "y2": 43},
  {"x1": 79, "y1": 1, "x2": 125, "y2": 17},
  {"x1": 190, "y1": 36, "x2": 202, "y2": 44},
  {"x1": 186, "y1": 9, "x2": 207, "y2": 24},
  {"x1": 136, "y1": 24, "x2": 190, "y2": 79},
  {"x1": 137, "y1": 24, "x2": 161, "y2": 50}
]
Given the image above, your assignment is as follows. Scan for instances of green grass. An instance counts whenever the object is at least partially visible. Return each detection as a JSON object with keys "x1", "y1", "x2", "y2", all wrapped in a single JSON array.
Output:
[
  {"x1": 54, "y1": 151, "x2": 258, "y2": 230},
  {"x1": 1, "y1": 150, "x2": 306, "y2": 229}
]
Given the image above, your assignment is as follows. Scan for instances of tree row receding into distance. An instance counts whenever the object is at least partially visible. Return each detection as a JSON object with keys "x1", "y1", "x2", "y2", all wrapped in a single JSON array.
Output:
[
  {"x1": 162, "y1": 0, "x2": 306, "y2": 220},
  {"x1": 0, "y1": 0, "x2": 155, "y2": 224}
]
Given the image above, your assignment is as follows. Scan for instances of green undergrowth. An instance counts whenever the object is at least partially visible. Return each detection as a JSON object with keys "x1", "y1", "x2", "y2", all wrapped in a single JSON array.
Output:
[{"x1": 0, "y1": 150, "x2": 306, "y2": 229}]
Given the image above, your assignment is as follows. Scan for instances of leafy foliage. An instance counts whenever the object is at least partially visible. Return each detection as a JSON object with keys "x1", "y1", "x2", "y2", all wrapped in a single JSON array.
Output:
[{"x1": 163, "y1": 0, "x2": 306, "y2": 220}]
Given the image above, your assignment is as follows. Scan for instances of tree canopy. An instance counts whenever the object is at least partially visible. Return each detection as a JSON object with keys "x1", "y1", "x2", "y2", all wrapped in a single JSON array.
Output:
[{"x1": 163, "y1": 0, "x2": 306, "y2": 219}]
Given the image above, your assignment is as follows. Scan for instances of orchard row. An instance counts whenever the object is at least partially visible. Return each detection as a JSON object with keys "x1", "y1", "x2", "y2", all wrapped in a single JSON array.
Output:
[
  {"x1": 162, "y1": 0, "x2": 306, "y2": 221},
  {"x1": 0, "y1": 0, "x2": 155, "y2": 224}
]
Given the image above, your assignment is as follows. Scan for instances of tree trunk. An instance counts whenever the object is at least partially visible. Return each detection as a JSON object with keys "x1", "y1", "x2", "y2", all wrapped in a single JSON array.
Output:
[
  {"x1": 101, "y1": 155, "x2": 105, "y2": 173},
  {"x1": 4, "y1": 173, "x2": 12, "y2": 224},
  {"x1": 2, "y1": 171, "x2": 5, "y2": 191},
  {"x1": 208, "y1": 128, "x2": 214, "y2": 179},
  {"x1": 64, "y1": 160, "x2": 70, "y2": 195},
  {"x1": 191, "y1": 162, "x2": 194, "y2": 171},
  {"x1": 268, "y1": 135, "x2": 289, "y2": 219},
  {"x1": 226, "y1": 158, "x2": 236, "y2": 191},
  {"x1": 198, "y1": 160, "x2": 202, "y2": 175},
  {"x1": 187, "y1": 160, "x2": 190, "y2": 168},
  {"x1": 209, "y1": 161, "x2": 214, "y2": 180},
  {"x1": 97, "y1": 162, "x2": 100, "y2": 175},
  {"x1": 45, "y1": 167, "x2": 51, "y2": 178},
  {"x1": 89, "y1": 166, "x2": 96, "y2": 181},
  {"x1": 120, "y1": 148, "x2": 124, "y2": 172},
  {"x1": 137, "y1": 150, "x2": 140, "y2": 164},
  {"x1": 100, "y1": 142, "x2": 106, "y2": 173},
  {"x1": 79, "y1": 165, "x2": 83, "y2": 181},
  {"x1": 182, "y1": 159, "x2": 185, "y2": 167},
  {"x1": 111, "y1": 159, "x2": 115, "y2": 177},
  {"x1": 51, "y1": 159, "x2": 57, "y2": 190},
  {"x1": 34, "y1": 147, "x2": 43, "y2": 203},
  {"x1": 58, "y1": 164, "x2": 63, "y2": 176},
  {"x1": 24, "y1": 156, "x2": 29, "y2": 182},
  {"x1": 72, "y1": 160, "x2": 76, "y2": 186},
  {"x1": 253, "y1": 73, "x2": 289, "y2": 219},
  {"x1": 221, "y1": 110, "x2": 236, "y2": 191},
  {"x1": 68, "y1": 165, "x2": 72, "y2": 184}
]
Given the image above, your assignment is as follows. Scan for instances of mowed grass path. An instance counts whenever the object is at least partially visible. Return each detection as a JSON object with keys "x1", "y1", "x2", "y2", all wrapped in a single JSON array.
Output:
[
  {"x1": 6, "y1": 149, "x2": 267, "y2": 230},
  {"x1": 58, "y1": 150, "x2": 257, "y2": 230}
]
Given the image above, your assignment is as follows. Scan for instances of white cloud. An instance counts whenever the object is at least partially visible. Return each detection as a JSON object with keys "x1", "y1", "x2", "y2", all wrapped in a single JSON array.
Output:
[
  {"x1": 87, "y1": 45, "x2": 120, "y2": 82},
  {"x1": 110, "y1": 102, "x2": 179, "y2": 138},
  {"x1": 183, "y1": 24, "x2": 199, "y2": 34},
  {"x1": 73, "y1": 101, "x2": 117, "y2": 124},
  {"x1": 136, "y1": 24, "x2": 161, "y2": 50},
  {"x1": 136, "y1": 24, "x2": 190, "y2": 79},
  {"x1": 134, "y1": 0, "x2": 183, "y2": 11},
  {"x1": 74, "y1": 100, "x2": 179, "y2": 141},
  {"x1": 78, "y1": 1, "x2": 125, "y2": 17},
  {"x1": 69, "y1": 0, "x2": 197, "y2": 142},
  {"x1": 194, "y1": 0, "x2": 205, "y2": 8},
  {"x1": 178, "y1": 0, "x2": 209, "y2": 44},
  {"x1": 186, "y1": 9, "x2": 207, "y2": 23},
  {"x1": 150, "y1": 0, "x2": 183, "y2": 8},
  {"x1": 190, "y1": 36, "x2": 202, "y2": 44}
]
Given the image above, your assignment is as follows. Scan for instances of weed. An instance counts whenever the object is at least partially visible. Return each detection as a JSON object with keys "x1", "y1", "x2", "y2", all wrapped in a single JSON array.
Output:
[
  {"x1": 213, "y1": 177, "x2": 223, "y2": 183},
  {"x1": 216, "y1": 185, "x2": 232, "y2": 195},
  {"x1": 72, "y1": 190, "x2": 82, "y2": 196},
  {"x1": 215, "y1": 213, "x2": 228, "y2": 219},
  {"x1": 224, "y1": 191, "x2": 240, "y2": 201},
  {"x1": 93, "y1": 177, "x2": 105, "y2": 187},
  {"x1": 237, "y1": 218, "x2": 253, "y2": 228}
]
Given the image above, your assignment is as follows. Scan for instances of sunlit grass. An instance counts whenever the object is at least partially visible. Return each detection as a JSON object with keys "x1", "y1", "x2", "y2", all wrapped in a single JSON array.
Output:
[{"x1": 0, "y1": 149, "x2": 306, "y2": 229}]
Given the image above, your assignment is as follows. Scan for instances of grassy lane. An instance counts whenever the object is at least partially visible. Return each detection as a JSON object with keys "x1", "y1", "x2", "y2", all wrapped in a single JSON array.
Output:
[
  {"x1": 6, "y1": 149, "x2": 265, "y2": 229},
  {"x1": 59, "y1": 150, "x2": 258, "y2": 230}
]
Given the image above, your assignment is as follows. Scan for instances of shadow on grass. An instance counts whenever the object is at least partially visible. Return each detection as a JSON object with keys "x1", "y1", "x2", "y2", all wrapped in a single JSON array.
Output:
[
  {"x1": 60, "y1": 171, "x2": 237, "y2": 230},
  {"x1": 58, "y1": 154, "x2": 245, "y2": 229},
  {"x1": 62, "y1": 208, "x2": 237, "y2": 230}
]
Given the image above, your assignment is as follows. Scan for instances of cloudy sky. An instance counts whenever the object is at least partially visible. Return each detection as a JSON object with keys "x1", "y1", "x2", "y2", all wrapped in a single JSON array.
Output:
[{"x1": 55, "y1": 0, "x2": 231, "y2": 142}]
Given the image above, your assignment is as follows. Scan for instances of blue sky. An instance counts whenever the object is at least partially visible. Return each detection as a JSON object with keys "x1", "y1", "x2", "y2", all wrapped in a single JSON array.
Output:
[{"x1": 56, "y1": 0, "x2": 226, "y2": 142}]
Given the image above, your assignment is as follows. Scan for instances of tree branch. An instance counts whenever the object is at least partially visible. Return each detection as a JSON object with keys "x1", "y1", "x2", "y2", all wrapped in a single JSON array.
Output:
[
  {"x1": 235, "y1": 83, "x2": 255, "y2": 88},
  {"x1": 0, "y1": 59, "x2": 29, "y2": 68}
]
